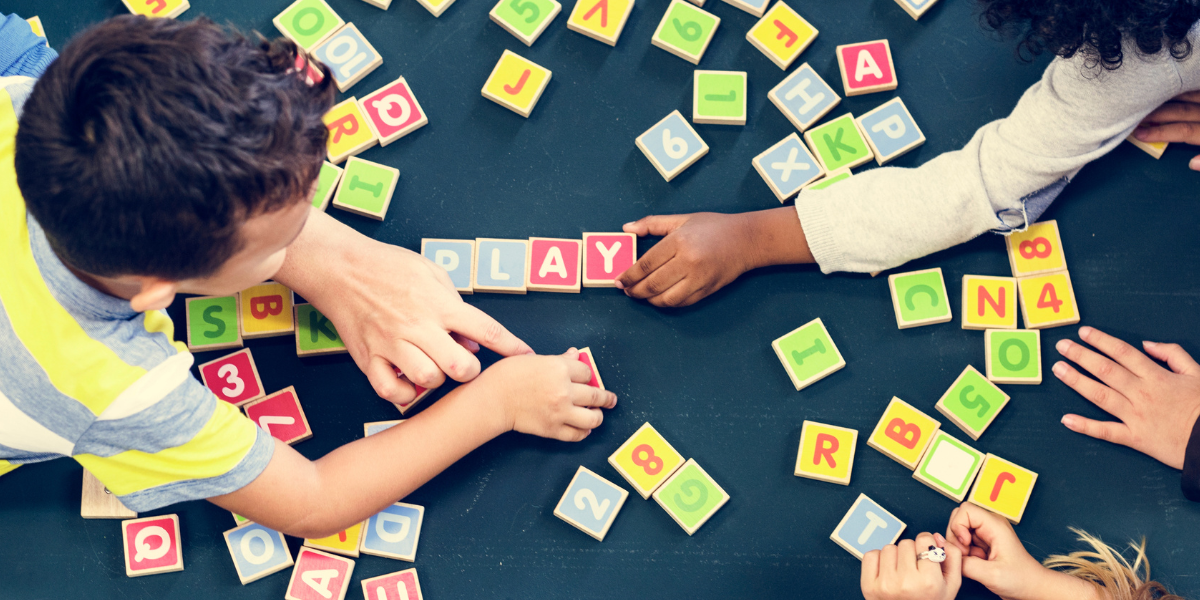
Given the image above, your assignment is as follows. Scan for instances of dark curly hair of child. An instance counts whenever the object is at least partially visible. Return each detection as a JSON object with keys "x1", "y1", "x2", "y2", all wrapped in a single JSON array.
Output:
[{"x1": 979, "y1": 0, "x2": 1200, "y2": 70}]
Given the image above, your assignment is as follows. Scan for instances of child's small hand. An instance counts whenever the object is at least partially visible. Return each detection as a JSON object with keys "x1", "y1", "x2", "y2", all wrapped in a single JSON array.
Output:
[
  {"x1": 946, "y1": 503, "x2": 1044, "y2": 599},
  {"x1": 862, "y1": 532, "x2": 962, "y2": 600},
  {"x1": 1133, "y1": 90, "x2": 1200, "y2": 171},
  {"x1": 1053, "y1": 326, "x2": 1200, "y2": 470},
  {"x1": 616, "y1": 212, "x2": 758, "y2": 308},
  {"x1": 472, "y1": 349, "x2": 617, "y2": 442}
]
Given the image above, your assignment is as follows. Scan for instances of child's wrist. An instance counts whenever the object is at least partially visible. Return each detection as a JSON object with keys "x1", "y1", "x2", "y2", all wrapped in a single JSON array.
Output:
[{"x1": 740, "y1": 207, "x2": 813, "y2": 270}]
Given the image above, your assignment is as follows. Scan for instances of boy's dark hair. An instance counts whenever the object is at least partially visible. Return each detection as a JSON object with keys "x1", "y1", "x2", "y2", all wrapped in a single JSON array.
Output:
[
  {"x1": 15, "y1": 16, "x2": 335, "y2": 280},
  {"x1": 979, "y1": 0, "x2": 1200, "y2": 70}
]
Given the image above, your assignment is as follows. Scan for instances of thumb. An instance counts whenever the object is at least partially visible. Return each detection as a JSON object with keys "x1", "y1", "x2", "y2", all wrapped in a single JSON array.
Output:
[
  {"x1": 1143, "y1": 341, "x2": 1200, "y2": 376},
  {"x1": 1191, "y1": 154, "x2": 1200, "y2": 172},
  {"x1": 960, "y1": 554, "x2": 1002, "y2": 588},
  {"x1": 623, "y1": 214, "x2": 690, "y2": 237}
]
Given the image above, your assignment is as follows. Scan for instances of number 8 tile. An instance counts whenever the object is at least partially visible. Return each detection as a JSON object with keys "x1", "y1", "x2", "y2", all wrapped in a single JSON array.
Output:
[
  {"x1": 553, "y1": 466, "x2": 629, "y2": 541},
  {"x1": 635, "y1": 110, "x2": 709, "y2": 182},
  {"x1": 608, "y1": 422, "x2": 685, "y2": 498}
]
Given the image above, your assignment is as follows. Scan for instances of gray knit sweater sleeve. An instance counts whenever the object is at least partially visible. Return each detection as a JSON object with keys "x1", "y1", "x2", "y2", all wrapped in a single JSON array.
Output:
[{"x1": 795, "y1": 30, "x2": 1200, "y2": 275}]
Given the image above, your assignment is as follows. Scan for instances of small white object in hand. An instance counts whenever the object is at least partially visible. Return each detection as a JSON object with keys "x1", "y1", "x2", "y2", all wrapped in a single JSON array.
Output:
[{"x1": 918, "y1": 546, "x2": 947, "y2": 563}]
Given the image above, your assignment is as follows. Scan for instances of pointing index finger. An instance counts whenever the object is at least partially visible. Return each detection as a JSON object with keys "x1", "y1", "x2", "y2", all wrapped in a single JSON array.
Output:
[{"x1": 447, "y1": 303, "x2": 533, "y2": 359}]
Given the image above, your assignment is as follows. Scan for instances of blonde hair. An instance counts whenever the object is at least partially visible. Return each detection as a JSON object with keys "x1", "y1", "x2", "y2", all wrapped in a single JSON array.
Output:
[{"x1": 1042, "y1": 528, "x2": 1185, "y2": 600}]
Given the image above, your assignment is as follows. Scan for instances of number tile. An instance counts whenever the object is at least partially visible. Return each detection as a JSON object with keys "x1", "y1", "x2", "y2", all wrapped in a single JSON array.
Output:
[
  {"x1": 650, "y1": 0, "x2": 720, "y2": 65},
  {"x1": 553, "y1": 466, "x2": 629, "y2": 541},
  {"x1": 608, "y1": 422, "x2": 685, "y2": 498},
  {"x1": 1005, "y1": 220, "x2": 1067, "y2": 278},
  {"x1": 985, "y1": 329, "x2": 1042, "y2": 384},
  {"x1": 490, "y1": 0, "x2": 563, "y2": 46},
  {"x1": 934, "y1": 365, "x2": 1010, "y2": 440},
  {"x1": 652, "y1": 458, "x2": 729, "y2": 535},
  {"x1": 198, "y1": 348, "x2": 266, "y2": 407},
  {"x1": 1017, "y1": 270, "x2": 1079, "y2": 329},
  {"x1": 310, "y1": 23, "x2": 382, "y2": 92},
  {"x1": 635, "y1": 110, "x2": 709, "y2": 181}
]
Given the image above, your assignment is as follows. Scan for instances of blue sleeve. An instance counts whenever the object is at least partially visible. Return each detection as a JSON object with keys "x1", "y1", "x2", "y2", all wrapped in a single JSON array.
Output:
[{"x1": 0, "y1": 14, "x2": 57, "y2": 78}]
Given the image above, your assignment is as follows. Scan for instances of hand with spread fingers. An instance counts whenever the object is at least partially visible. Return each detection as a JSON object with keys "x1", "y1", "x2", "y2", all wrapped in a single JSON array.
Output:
[
  {"x1": 861, "y1": 532, "x2": 962, "y2": 600},
  {"x1": 1052, "y1": 326, "x2": 1200, "y2": 470},
  {"x1": 1132, "y1": 91, "x2": 1200, "y2": 171}
]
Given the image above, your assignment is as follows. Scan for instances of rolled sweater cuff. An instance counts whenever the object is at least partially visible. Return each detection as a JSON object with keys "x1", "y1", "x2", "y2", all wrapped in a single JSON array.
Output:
[
  {"x1": 1183, "y1": 412, "x2": 1200, "y2": 502},
  {"x1": 794, "y1": 194, "x2": 843, "y2": 275}
]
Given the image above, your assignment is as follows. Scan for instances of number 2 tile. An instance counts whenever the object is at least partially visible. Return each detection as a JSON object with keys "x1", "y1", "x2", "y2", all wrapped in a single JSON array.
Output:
[
  {"x1": 285, "y1": 548, "x2": 355, "y2": 600},
  {"x1": 830, "y1": 494, "x2": 905, "y2": 559},
  {"x1": 652, "y1": 459, "x2": 729, "y2": 535},
  {"x1": 1017, "y1": 271, "x2": 1079, "y2": 329},
  {"x1": 753, "y1": 132, "x2": 825, "y2": 202},
  {"x1": 244, "y1": 386, "x2": 314, "y2": 445},
  {"x1": 490, "y1": 0, "x2": 563, "y2": 46},
  {"x1": 608, "y1": 422, "x2": 685, "y2": 498},
  {"x1": 553, "y1": 466, "x2": 629, "y2": 541},
  {"x1": 650, "y1": 0, "x2": 720, "y2": 65},
  {"x1": 635, "y1": 110, "x2": 709, "y2": 182},
  {"x1": 482, "y1": 50, "x2": 552, "y2": 118},
  {"x1": 185, "y1": 295, "x2": 243, "y2": 352},
  {"x1": 199, "y1": 349, "x2": 266, "y2": 407}
]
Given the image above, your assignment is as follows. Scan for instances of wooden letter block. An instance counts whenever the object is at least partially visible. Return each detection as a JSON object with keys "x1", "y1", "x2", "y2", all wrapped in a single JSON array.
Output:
[
  {"x1": 769, "y1": 63, "x2": 839, "y2": 132},
  {"x1": 395, "y1": 367, "x2": 438, "y2": 416},
  {"x1": 894, "y1": 0, "x2": 939, "y2": 19},
  {"x1": 185, "y1": 295, "x2": 243, "y2": 352},
  {"x1": 577, "y1": 347, "x2": 606, "y2": 389},
  {"x1": 856, "y1": 97, "x2": 924, "y2": 165},
  {"x1": 582, "y1": 232, "x2": 636, "y2": 286},
  {"x1": 554, "y1": 466, "x2": 629, "y2": 541},
  {"x1": 323, "y1": 98, "x2": 377, "y2": 164},
  {"x1": 1018, "y1": 271, "x2": 1080, "y2": 329},
  {"x1": 527, "y1": 238, "x2": 582, "y2": 292},
  {"x1": 490, "y1": 0, "x2": 562, "y2": 46},
  {"x1": 753, "y1": 132, "x2": 825, "y2": 202},
  {"x1": 240, "y1": 281, "x2": 295, "y2": 339},
  {"x1": 836, "y1": 39, "x2": 897, "y2": 96},
  {"x1": 473, "y1": 238, "x2": 530, "y2": 294},
  {"x1": 360, "y1": 503, "x2": 424, "y2": 561},
  {"x1": 985, "y1": 329, "x2": 1042, "y2": 384},
  {"x1": 198, "y1": 349, "x2": 266, "y2": 407},
  {"x1": 305, "y1": 522, "x2": 364, "y2": 558},
  {"x1": 650, "y1": 0, "x2": 720, "y2": 65},
  {"x1": 224, "y1": 522, "x2": 294, "y2": 585},
  {"x1": 294, "y1": 303, "x2": 349, "y2": 356},
  {"x1": 720, "y1": 0, "x2": 768, "y2": 17},
  {"x1": 1005, "y1": 220, "x2": 1067, "y2": 278},
  {"x1": 608, "y1": 422, "x2": 685, "y2": 498},
  {"x1": 361, "y1": 569, "x2": 424, "y2": 600},
  {"x1": 771, "y1": 317, "x2": 846, "y2": 391},
  {"x1": 913, "y1": 431, "x2": 985, "y2": 502},
  {"x1": 244, "y1": 386, "x2": 314, "y2": 445},
  {"x1": 232, "y1": 513, "x2": 250, "y2": 526},
  {"x1": 935, "y1": 365, "x2": 1010, "y2": 440},
  {"x1": 567, "y1": 0, "x2": 635, "y2": 46},
  {"x1": 364, "y1": 420, "x2": 404, "y2": 436},
  {"x1": 635, "y1": 110, "x2": 709, "y2": 181},
  {"x1": 867, "y1": 397, "x2": 941, "y2": 470},
  {"x1": 311, "y1": 24, "x2": 382, "y2": 92},
  {"x1": 692, "y1": 70, "x2": 747, "y2": 126},
  {"x1": 360, "y1": 78, "x2": 429, "y2": 146},
  {"x1": 746, "y1": 2, "x2": 817, "y2": 69},
  {"x1": 422, "y1": 239, "x2": 476, "y2": 294},
  {"x1": 285, "y1": 548, "x2": 355, "y2": 600},
  {"x1": 1127, "y1": 134, "x2": 1167, "y2": 159},
  {"x1": 968, "y1": 454, "x2": 1037, "y2": 523},
  {"x1": 122, "y1": 514, "x2": 184, "y2": 577},
  {"x1": 889, "y1": 267, "x2": 952, "y2": 329},
  {"x1": 274, "y1": 0, "x2": 344, "y2": 50},
  {"x1": 313, "y1": 162, "x2": 343, "y2": 211},
  {"x1": 804, "y1": 113, "x2": 874, "y2": 171},
  {"x1": 652, "y1": 459, "x2": 728, "y2": 536},
  {"x1": 81, "y1": 470, "x2": 136, "y2": 519},
  {"x1": 482, "y1": 50, "x2": 552, "y2": 118},
  {"x1": 830, "y1": 494, "x2": 905, "y2": 560},
  {"x1": 26, "y1": 16, "x2": 47, "y2": 45},
  {"x1": 795, "y1": 421, "x2": 857, "y2": 485},
  {"x1": 122, "y1": 0, "x2": 190, "y2": 18},
  {"x1": 801, "y1": 167, "x2": 852, "y2": 191},
  {"x1": 961, "y1": 275, "x2": 1017, "y2": 330},
  {"x1": 332, "y1": 157, "x2": 399, "y2": 221},
  {"x1": 415, "y1": 0, "x2": 456, "y2": 17}
]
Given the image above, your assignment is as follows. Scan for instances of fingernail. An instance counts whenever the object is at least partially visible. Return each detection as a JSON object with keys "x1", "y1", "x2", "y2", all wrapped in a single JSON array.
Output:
[
  {"x1": 1134, "y1": 128, "x2": 1149, "y2": 140},
  {"x1": 1144, "y1": 340, "x2": 1159, "y2": 349},
  {"x1": 1052, "y1": 362, "x2": 1067, "y2": 377},
  {"x1": 1061, "y1": 415, "x2": 1077, "y2": 428},
  {"x1": 1056, "y1": 339, "x2": 1073, "y2": 354},
  {"x1": 1079, "y1": 326, "x2": 1093, "y2": 339},
  {"x1": 934, "y1": 532, "x2": 946, "y2": 546},
  {"x1": 615, "y1": 280, "x2": 625, "y2": 290},
  {"x1": 622, "y1": 222, "x2": 635, "y2": 230},
  {"x1": 609, "y1": 393, "x2": 618, "y2": 407}
]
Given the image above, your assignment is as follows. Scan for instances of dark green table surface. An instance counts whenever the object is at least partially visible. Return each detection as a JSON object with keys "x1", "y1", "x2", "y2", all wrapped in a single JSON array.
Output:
[{"x1": 2, "y1": 0, "x2": 1199, "y2": 598}]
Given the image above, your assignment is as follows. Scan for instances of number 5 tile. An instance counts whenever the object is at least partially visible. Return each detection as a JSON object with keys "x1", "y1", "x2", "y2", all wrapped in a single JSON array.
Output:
[{"x1": 635, "y1": 110, "x2": 709, "y2": 182}]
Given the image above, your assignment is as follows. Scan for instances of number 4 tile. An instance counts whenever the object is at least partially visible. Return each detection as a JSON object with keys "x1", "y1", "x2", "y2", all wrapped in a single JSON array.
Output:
[
  {"x1": 651, "y1": 0, "x2": 720, "y2": 65},
  {"x1": 608, "y1": 422, "x2": 685, "y2": 498},
  {"x1": 244, "y1": 386, "x2": 314, "y2": 445},
  {"x1": 567, "y1": 0, "x2": 635, "y2": 46},
  {"x1": 934, "y1": 365, "x2": 1010, "y2": 440},
  {"x1": 830, "y1": 494, "x2": 905, "y2": 559},
  {"x1": 332, "y1": 157, "x2": 399, "y2": 221},
  {"x1": 1018, "y1": 271, "x2": 1080, "y2": 329},
  {"x1": 636, "y1": 110, "x2": 709, "y2": 181},
  {"x1": 482, "y1": 50, "x2": 552, "y2": 118},
  {"x1": 122, "y1": 514, "x2": 184, "y2": 577},
  {"x1": 768, "y1": 63, "x2": 840, "y2": 132},
  {"x1": 653, "y1": 459, "x2": 729, "y2": 535},
  {"x1": 554, "y1": 466, "x2": 630, "y2": 541},
  {"x1": 490, "y1": 0, "x2": 562, "y2": 46},
  {"x1": 693, "y1": 70, "x2": 747, "y2": 126},
  {"x1": 889, "y1": 267, "x2": 952, "y2": 329},
  {"x1": 746, "y1": 2, "x2": 818, "y2": 70},
  {"x1": 285, "y1": 548, "x2": 355, "y2": 600},
  {"x1": 753, "y1": 132, "x2": 825, "y2": 202},
  {"x1": 199, "y1": 349, "x2": 266, "y2": 407},
  {"x1": 361, "y1": 569, "x2": 424, "y2": 600},
  {"x1": 771, "y1": 317, "x2": 846, "y2": 391},
  {"x1": 224, "y1": 522, "x2": 294, "y2": 585},
  {"x1": 310, "y1": 24, "x2": 382, "y2": 92},
  {"x1": 855, "y1": 97, "x2": 925, "y2": 165},
  {"x1": 185, "y1": 295, "x2": 243, "y2": 352}
]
